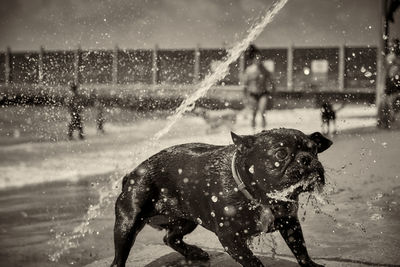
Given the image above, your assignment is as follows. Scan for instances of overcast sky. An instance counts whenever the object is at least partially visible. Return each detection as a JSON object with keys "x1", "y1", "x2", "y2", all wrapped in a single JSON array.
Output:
[{"x1": 1, "y1": 0, "x2": 400, "y2": 51}]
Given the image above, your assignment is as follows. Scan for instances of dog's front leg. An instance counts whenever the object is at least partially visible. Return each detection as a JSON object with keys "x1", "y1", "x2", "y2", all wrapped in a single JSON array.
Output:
[
  {"x1": 277, "y1": 216, "x2": 324, "y2": 267},
  {"x1": 218, "y1": 234, "x2": 263, "y2": 267}
]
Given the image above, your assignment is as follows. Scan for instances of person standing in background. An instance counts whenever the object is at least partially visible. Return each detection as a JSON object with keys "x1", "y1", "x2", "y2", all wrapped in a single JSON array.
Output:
[
  {"x1": 67, "y1": 82, "x2": 85, "y2": 140},
  {"x1": 380, "y1": 39, "x2": 400, "y2": 128},
  {"x1": 243, "y1": 44, "x2": 275, "y2": 130},
  {"x1": 94, "y1": 90, "x2": 106, "y2": 134},
  {"x1": 385, "y1": 39, "x2": 400, "y2": 95}
]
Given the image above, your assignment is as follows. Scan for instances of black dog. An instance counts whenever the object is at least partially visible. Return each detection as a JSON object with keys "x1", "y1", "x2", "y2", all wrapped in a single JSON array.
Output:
[
  {"x1": 320, "y1": 102, "x2": 345, "y2": 135},
  {"x1": 111, "y1": 128, "x2": 332, "y2": 267}
]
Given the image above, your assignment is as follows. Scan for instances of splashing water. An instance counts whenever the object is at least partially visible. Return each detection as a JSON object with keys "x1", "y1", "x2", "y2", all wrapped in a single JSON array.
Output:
[
  {"x1": 265, "y1": 174, "x2": 320, "y2": 202},
  {"x1": 49, "y1": 0, "x2": 289, "y2": 260},
  {"x1": 249, "y1": 233, "x2": 278, "y2": 258},
  {"x1": 48, "y1": 141, "x2": 157, "y2": 261},
  {"x1": 262, "y1": 172, "x2": 364, "y2": 233},
  {"x1": 299, "y1": 171, "x2": 367, "y2": 235},
  {"x1": 49, "y1": 174, "x2": 119, "y2": 261},
  {"x1": 153, "y1": 0, "x2": 289, "y2": 140},
  {"x1": 250, "y1": 171, "x2": 367, "y2": 256},
  {"x1": 49, "y1": 204, "x2": 101, "y2": 262}
]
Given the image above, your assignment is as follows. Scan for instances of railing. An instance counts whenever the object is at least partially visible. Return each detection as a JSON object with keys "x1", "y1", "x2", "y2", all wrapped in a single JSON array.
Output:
[{"x1": 0, "y1": 45, "x2": 377, "y2": 93}]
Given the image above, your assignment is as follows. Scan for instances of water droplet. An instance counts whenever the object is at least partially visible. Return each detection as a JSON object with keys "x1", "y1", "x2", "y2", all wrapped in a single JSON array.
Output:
[
  {"x1": 274, "y1": 162, "x2": 280, "y2": 167},
  {"x1": 211, "y1": 211, "x2": 215, "y2": 217},
  {"x1": 249, "y1": 165, "x2": 254, "y2": 174},
  {"x1": 183, "y1": 178, "x2": 189, "y2": 183},
  {"x1": 137, "y1": 167, "x2": 147, "y2": 176},
  {"x1": 178, "y1": 169, "x2": 183, "y2": 174},
  {"x1": 211, "y1": 196, "x2": 218, "y2": 202},
  {"x1": 223, "y1": 205, "x2": 237, "y2": 216}
]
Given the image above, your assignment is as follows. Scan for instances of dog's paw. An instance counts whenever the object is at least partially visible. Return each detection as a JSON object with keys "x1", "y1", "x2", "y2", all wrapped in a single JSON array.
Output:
[{"x1": 301, "y1": 260, "x2": 324, "y2": 267}]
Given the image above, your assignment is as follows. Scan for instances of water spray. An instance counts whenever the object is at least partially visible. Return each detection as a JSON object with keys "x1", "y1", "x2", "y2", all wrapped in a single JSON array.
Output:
[
  {"x1": 49, "y1": 0, "x2": 290, "y2": 260},
  {"x1": 153, "y1": 0, "x2": 289, "y2": 140}
]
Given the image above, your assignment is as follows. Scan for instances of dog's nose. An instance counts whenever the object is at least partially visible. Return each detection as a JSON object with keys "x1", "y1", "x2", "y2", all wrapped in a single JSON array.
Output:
[{"x1": 297, "y1": 154, "x2": 312, "y2": 166}]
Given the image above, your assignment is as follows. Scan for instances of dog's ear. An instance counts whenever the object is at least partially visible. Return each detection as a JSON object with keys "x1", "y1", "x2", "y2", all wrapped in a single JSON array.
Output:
[
  {"x1": 309, "y1": 132, "x2": 332, "y2": 153},
  {"x1": 231, "y1": 132, "x2": 255, "y2": 152}
]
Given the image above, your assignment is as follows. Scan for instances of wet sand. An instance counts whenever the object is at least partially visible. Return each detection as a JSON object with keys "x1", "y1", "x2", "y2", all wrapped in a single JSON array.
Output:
[{"x1": 1, "y1": 128, "x2": 400, "y2": 267}]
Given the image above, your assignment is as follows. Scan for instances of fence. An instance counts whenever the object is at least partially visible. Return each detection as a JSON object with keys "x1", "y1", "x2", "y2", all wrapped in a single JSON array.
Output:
[{"x1": 0, "y1": 45, "x2": 377, "y2": 92}]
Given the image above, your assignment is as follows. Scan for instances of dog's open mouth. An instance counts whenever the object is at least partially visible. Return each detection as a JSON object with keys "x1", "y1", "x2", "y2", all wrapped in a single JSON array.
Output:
[{"x1": 266, "y1": 172, "x2": 324, "y2": 202}]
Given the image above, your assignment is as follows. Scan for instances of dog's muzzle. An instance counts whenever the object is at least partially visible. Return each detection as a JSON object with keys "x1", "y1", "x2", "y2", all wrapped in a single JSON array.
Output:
[
  {"x1": 289, "y1": 159, "x2": 326, "y2": 196},
  {"x1": 300, "y1": 159, "x2": 326, "y2": 193}
]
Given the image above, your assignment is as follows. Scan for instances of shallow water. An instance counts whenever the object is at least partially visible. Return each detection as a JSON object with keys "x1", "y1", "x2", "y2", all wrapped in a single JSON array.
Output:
[
  {"x1": 1, "y1": 115, "x2": 400, "y2": 266},
  {"x1": 0, "y1": 177, "x2": 101, "y2": 267}
]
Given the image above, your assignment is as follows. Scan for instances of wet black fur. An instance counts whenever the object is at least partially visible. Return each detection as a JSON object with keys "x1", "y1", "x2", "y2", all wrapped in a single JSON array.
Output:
[{"x1": 111, "y1": 128, "x2": 332, "y2": 267}]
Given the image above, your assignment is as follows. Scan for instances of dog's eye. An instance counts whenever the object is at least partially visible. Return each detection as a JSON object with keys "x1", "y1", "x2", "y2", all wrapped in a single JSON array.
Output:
[{"x1": 275, "y1": 149, "x2": 288, "y2": 160}]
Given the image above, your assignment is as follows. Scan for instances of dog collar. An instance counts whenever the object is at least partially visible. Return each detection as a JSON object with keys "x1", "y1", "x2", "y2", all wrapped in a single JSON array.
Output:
[{"x1": 231, "y1": 152, "x2": 259, "y2": 204}]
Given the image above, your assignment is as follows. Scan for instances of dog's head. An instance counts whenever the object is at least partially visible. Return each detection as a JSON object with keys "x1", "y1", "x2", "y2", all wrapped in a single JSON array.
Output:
[{"x1": 231, "y1": 128, "x2": 332, "y2": 201}]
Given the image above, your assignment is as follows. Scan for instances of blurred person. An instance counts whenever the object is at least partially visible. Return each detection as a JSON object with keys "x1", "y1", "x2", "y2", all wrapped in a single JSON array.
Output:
[
  {"x1": 320, "y1": 102, "x2": 336, "y2": 135},
  {"x1": 67, "y1": 82, "x2": 85, "y2": 140},
  {"x1": 381, "y1": 39, "x2": 400, "y2": 128},
  {"x1": 93, "y1": 90, "x2": 106, "y2": 134},
  {"x1": 385, "y1": 38, "x2": 400, "y2": 95},
  {"x1": 243, "y1": 44, "x2": 275, "y2": 130}
]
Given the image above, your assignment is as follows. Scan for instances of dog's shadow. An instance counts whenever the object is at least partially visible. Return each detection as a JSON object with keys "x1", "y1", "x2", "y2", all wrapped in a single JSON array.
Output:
[{"x1": 145, "y1": 251, "x2": 298, "y2": 267}]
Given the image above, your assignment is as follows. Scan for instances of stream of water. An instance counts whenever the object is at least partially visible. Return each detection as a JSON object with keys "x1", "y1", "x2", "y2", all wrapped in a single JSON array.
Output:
[{"x1": 152, "y1": 0, "x2": 289, "y2": 140}]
